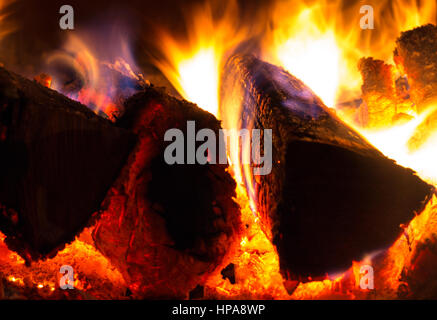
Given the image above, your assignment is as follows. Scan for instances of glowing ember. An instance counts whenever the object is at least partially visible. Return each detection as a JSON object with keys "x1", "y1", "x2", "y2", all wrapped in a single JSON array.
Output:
[{"x1": 0, "y1": 228, "x2": 127, "y2": 299}]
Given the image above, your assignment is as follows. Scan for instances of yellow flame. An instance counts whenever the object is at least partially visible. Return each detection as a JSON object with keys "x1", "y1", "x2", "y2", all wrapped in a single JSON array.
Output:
[
  {"x1": 261, "y1": 0, "x2": 437, "y2": 105},
  {"x1": 160, "y1": 46, "x2": 220, "y2": 116},
  {"x1": 152, "y1": 1, "x2": 249, "y2": 117},
  {"x1": 267, "y1": 7, "x2": 341, "y2": 107}
]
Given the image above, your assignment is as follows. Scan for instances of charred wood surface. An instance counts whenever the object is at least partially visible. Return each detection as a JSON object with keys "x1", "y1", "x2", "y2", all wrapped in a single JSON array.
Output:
[
  {"x1": 220, "y1": 54, "x2": 435, "y2": 279},
  {"x1": 394, "y1": 24, "x2": 437, "y2": 111},
  {"x1": 92, "y1": 87, "x2": 242, "y2": 298},
  {"x1": 0, "y1": 67, "x2": 134, "y2": 261}
]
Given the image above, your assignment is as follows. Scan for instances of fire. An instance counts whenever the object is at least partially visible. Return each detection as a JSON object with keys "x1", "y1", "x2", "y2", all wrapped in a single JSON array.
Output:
[
  {"x1": 150, "y1": 0, "x2": 437, "y2": 299},
  {"x1": 266, "y1": 6, "x2": 341, "y2": 107},
  {"x1": 0, "y1": 228, "x2": 126, "y2": 298},
  {"x1": 205, "y1": 185, "x2": 289, "y2": 299},
  {"x1": 152, "y1": 1, "x2": 248, "y2": 118},
  {"x1": 46, "y1": 33, "x2": 142, "y2": 120},
  {"x1": 358, "y1": 108, "x2": 437, "y2": 185},
  {"x1": 156, "y1": 46, "x2": 220, "y2": 117},
  {"x1": 1, "y1": 0, "x2": 437, "y2": 300},
  {"x1": 264, "y1": 0, "x2": 437, "y2": 106}
]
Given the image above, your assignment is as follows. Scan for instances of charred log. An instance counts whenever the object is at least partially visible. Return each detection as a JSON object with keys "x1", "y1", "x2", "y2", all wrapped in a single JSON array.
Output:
[
  {"x1": 92, "y1": 86, "x2": 242, "y2": 299},
  {"x1": 394, "y1": 24, "x2": 437, "y2": 112},
  {"x1": 220, "y1": 54, "x2": 435, "y2": 279},
  {"x1": 0, "y1": 66, "x2": 134, "y2": 261}
]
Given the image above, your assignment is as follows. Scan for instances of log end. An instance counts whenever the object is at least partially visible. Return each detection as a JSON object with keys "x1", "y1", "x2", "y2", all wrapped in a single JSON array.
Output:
[{"x1": 93, "y1": 87, "x2": 243, "y2": 298}]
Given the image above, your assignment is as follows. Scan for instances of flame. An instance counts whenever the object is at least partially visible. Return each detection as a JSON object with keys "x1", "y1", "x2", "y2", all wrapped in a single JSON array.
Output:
[
  {"x1": 157, "y1": 46, "x2": 220, "y2": 116},
  {"x1": 266, "y1": 6, "x2": 341, "y2": 107},
  {"x1": 263, "y1": 0, "x2": 437, "y2": 106},
  {"x1": 46, "y1": 32, "x2": 142, "y2": 120},
  {"x1": 356, "y1": 108, "x2": 437, "y2": 185},
  {"x1": 152, "y1": 1, "x2": 250, "y2": 117}
]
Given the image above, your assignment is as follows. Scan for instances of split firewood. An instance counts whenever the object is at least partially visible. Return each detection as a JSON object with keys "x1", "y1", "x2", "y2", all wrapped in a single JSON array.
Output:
[
  {"x1": 0, "y1": 66, "x2": 134, "y2": 261},
  {"x1": 219, "y1": 54, "x2": 434, "y2": 280},
  {"x1": 92, "y1": 86, "x2": 242, "y2": 298},
  {"x1": 394, "y1": 24, "x2": 437, "y2": 112}
]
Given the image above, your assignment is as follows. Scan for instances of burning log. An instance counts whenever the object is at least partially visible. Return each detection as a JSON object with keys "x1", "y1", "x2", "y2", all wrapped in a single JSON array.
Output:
[
  {"x1": 394, "y1": 24, "x2": 437, "y2": 112},
  {"x1": 220, "y1": 54, "x2": 435, "y2": 280},
  {"x1": 92, "y1": 87, "x2": 242, "y2": 298},
  {"x1": 0, "y1": 67, "x2": 134, "y2": 261}
]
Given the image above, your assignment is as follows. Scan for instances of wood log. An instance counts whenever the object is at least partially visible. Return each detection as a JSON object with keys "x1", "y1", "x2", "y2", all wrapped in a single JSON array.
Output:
[
  {"x1": 219, "y1": 54, "x2": 435, "y2": 279},
  {"x1": 0, "y1": 66, "x2": 134, "y2": 261},
  {"x1": 394, "y1": 24, "x2": 437, "y2": 112},
  {"x1": 92, "y1": 86, "x2": 242, "y2": 298}
]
